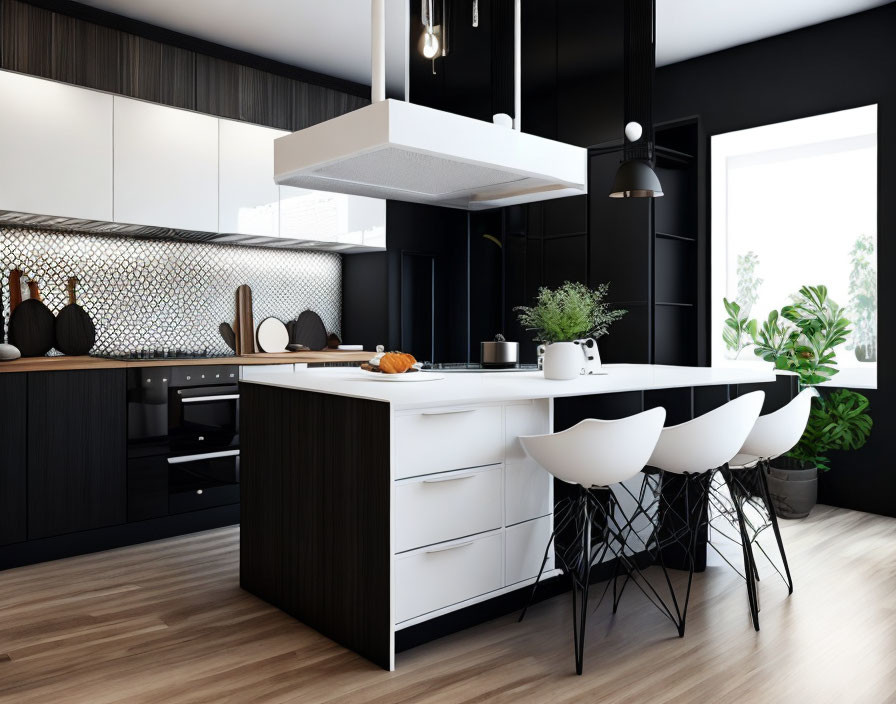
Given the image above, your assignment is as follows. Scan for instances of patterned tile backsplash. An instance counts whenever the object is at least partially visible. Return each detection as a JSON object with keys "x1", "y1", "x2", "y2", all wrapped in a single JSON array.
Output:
[{"x1": 0, "y1": 227, "x2": 342, "y2": 355}]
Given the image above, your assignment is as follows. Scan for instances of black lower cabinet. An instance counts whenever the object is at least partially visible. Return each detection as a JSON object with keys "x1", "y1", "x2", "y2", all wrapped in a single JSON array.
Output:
[
  {"x1": 27, "y1": 369, "x2": 127, "y2": 540},
  {"x1": 0, "y1": 373, "x2": 27, "y2": 546},
  {"x1": 127, "y1": 456, "x2": 169, "y2": 522}
]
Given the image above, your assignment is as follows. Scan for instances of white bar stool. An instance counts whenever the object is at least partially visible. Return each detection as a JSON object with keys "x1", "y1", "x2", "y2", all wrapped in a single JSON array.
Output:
[
  {"x1": 719, "y1": 388, "x2": 816, "y2": 602},
  {"x1": 644, "y1": 391, "x2": 765, "y2": 635},
  {"x1": 517, "y1": 407, "x2": 666, "y2": 675}
]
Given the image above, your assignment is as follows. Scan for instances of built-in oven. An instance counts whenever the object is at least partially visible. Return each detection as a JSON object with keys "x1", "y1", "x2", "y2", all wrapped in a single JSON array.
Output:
[
  {"x1": 126, "y1": 365, "x2": 241, "y2": 521},
  {"x1": 168, "y1": 367, "x2": 239, "y2": 454}
]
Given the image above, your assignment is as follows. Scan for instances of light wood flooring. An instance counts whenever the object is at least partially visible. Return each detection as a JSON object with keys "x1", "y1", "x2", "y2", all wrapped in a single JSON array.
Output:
[{"x1": 1, "y1": 505, "x2": 894, "y2": 703}]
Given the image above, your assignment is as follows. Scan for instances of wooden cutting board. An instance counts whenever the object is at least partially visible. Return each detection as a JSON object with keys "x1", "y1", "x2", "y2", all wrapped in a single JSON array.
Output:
[{"x1": 234, "y1": 284, "x2": 257, "y2": 355}]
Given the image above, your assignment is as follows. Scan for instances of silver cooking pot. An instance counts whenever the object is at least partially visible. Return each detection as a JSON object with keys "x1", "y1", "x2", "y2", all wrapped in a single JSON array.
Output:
[{"x1": 481, "y1": 334, "x2": 519, "y2": 368}]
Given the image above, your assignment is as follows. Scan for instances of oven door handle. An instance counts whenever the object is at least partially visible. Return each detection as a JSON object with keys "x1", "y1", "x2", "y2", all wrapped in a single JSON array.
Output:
[
  {"x1": 167, "y1": 449, "x2": 240, "y2": 464},
  {"x1": 180, "y1": 394, "x2": 240, "y2": 404}
]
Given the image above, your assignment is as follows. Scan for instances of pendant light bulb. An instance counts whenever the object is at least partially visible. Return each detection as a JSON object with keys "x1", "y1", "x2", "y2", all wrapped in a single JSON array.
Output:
[
  {"x1": 624, "y1": 121, "x2": 643, "y2": 143},
  {"x1": 422, "y1": 29, "x2": 440, "y2": 59}
]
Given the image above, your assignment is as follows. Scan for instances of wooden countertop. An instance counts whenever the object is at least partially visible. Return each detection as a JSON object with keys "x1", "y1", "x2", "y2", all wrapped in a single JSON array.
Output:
[{"x1": 0, "y1": 350, "x2": 372, "y2": 373}]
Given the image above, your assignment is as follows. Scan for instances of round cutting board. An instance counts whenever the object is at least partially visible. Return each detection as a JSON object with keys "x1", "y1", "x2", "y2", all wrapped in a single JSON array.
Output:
[{"x1": 256, "y1": 317, "x2": 289, "y2": 353}]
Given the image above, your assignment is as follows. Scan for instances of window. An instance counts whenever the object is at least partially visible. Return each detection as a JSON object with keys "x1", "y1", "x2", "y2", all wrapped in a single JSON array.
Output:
[{"x1": 710, "y1": 105, "x2": 877, "y2": 388}]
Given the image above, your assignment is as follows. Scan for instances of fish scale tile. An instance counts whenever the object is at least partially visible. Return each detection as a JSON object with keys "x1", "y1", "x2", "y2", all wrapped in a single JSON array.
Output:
[{"x1": 0, "y1": 226, "x2": 341, "y2": 355}]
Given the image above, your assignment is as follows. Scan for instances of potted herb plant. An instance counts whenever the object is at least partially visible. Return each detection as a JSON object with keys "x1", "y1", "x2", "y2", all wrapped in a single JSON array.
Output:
[
  {"x1": 747, "y1": 285, "x2": 873, "y2": 517},
  {"x1": 516, "y1": 281, "x2": 626, "y2": 380}
]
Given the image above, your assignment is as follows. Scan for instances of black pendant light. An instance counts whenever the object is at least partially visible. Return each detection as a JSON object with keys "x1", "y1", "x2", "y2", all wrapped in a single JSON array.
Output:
[{"x1": 609, "y1": 0, "x2": 663, "y2": 198}]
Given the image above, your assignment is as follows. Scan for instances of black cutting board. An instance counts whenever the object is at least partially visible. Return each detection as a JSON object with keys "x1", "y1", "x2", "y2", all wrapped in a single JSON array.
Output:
[
  {"x1": 291, "y1": 310, "x2": 328, "y2": 351},
  {"x1": 55, "y1": 277, "x2": 96, "y2": 355},
  {"x1": 8, "y1": 277, "x2": 55, "y2": 357}
]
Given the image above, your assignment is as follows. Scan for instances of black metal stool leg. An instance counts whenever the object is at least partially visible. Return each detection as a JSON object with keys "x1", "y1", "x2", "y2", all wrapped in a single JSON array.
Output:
[
  {"x1": 728, "y1": 472, "x2": 761, "y2": 631},
  {"x1": 758, "y1": 460, "x2": 794, "y2": 595},
  {"x1": 570, "y1": 488, "x2": 593, "y2": 676}
]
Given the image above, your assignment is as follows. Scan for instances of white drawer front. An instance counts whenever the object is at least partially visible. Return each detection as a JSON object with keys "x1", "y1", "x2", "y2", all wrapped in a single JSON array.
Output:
[
  {"x1": 395, "y1": 466, "x2": 503, "y2": 553},
  {"x1": 395, "y1": 532, "x2": 503, "y2": 623},
  {"x1": 240, "y1": 364, "x2": 294, "y2": 380},
  {"x1": 505, "y1": 401, "x2": 552, "y2": 525},
  {"x1": 395, "y1": 405, "x2": 503, "y2": 479},
  {"x1": 505, "y1": 515, "x2": 554, "y2": 586},
  {"x1": 505, "y1": 463, "x2": 552, "y2": 526}
]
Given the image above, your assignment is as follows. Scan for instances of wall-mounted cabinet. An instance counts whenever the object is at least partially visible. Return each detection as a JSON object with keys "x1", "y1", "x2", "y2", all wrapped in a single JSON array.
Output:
[
  {"x1": 280, "y1": 187, "x2": 386, "y2": 249},
  {"x1": 0, "y1": 70, "x2": 385, "y2": 251},
  {"x1": 0, "y1": 70, "x2": 113, "y2": 221},
  {"x1": 218, "y1": 119, "x2": 285, "y2": 238},
  {"x1": 113, "y1": 95, "x2": 219, "y2": 232}
]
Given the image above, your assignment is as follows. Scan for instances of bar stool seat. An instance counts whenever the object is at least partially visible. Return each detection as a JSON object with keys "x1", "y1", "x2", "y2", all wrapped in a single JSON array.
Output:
[{"x1": 518, "y1": 406, "x2": 666, "y2": 675}]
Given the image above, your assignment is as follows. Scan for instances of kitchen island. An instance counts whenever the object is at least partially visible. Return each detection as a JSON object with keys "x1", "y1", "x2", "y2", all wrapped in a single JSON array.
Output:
[{"x1": 239, "y1": 364, "x2": 776, "y2": 670}]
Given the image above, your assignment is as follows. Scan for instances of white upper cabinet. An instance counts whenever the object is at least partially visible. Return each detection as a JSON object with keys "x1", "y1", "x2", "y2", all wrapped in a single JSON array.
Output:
[
  {"x1": 0, "y1": 70, "x2": 113, "y2": 221},
  {"x1": 280, "y1": 186, "x2": 386, "y2": 248},
  {"x1": 113, "y1": 96, "x2": 218, "y2": 232},
  {"x1": 219, "y1": 120, "x2": 286, "y2": 238}
]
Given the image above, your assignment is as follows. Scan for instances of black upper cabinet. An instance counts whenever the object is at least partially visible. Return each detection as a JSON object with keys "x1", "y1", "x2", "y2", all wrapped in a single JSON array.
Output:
[
  {"x1": 0, "y1": 0, "x2": 366, "y2": 132},
  {"x1": 0, "y1": 373, "x2": 27, "y2": 546},
  {"x1": 27, "y1": 369, "x2": 127, "y2": 540}
]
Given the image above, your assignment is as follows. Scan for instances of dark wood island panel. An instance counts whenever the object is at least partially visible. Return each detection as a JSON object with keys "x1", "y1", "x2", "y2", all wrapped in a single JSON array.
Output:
[{"x1": 239, "y1": 382, "x2": 392, "y2": 669}]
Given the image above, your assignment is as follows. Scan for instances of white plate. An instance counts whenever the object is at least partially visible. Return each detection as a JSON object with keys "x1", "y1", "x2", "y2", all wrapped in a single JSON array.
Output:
[
  {"x1": 358, "y1": 368, "x2": 445, "y2": 382},
  {"x1": 256, "y1": 317, "x2": 289, "y2": 353},
  {"x1": 338, "y1": 344, "x2": 364, "y2": 350}
]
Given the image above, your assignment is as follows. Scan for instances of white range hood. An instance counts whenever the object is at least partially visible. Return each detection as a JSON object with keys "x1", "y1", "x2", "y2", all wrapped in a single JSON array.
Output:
[{"x1": 273, "y1": 0, "x2": 587, "y2": 211}]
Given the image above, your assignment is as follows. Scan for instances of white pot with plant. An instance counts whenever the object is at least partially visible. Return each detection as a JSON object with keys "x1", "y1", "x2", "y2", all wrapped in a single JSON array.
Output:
[{"x1": 515, "y1": 281, "x2": 626, "y2": 380}]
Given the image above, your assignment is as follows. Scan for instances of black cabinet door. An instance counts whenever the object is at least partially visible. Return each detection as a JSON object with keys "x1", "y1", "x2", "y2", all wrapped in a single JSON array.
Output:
[
  {"x1": 0, "y1": 373, "x2": 27, "y2": 546},
  {"x1": 27, "y1": 369, "x2": 127, "y2": 539}
]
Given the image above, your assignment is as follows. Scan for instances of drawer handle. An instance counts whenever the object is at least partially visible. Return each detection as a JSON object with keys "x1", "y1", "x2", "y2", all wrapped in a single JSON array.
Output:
[
  {"x1": 168, "y1": 450, "x2": 240, "y2": 464},
  {"x1": 424, "y1": 540, "x2": 475, "y2": 554},
  {"x1": 422, "y1": 473, "x2": 477, "y2": 484},
  {"x1": 420, "y1": 409, "x2": 476, "y2": 416},
  {"x1": 181, "y1": 394, "x2": 240, "y2": 404}
]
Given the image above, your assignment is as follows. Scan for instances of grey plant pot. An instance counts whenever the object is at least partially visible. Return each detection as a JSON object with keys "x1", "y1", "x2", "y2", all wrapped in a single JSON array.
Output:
[{"x1": 766, "y1": 459, "x2": 818, "y2": 519}]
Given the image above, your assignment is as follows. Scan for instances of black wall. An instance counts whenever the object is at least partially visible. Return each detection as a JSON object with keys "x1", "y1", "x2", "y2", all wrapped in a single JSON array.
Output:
[
  {"x1": 343, "y1": 202, "x2": 468, "y2": 363},
  {"x1": 653, "y1": 3, "x2": 896, "y2": 517}
]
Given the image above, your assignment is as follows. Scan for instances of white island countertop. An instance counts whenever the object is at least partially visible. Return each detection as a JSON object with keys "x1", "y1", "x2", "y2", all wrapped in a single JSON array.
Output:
[{"x1": 241, "y1": 364, "x2": 776, "y2": 411}]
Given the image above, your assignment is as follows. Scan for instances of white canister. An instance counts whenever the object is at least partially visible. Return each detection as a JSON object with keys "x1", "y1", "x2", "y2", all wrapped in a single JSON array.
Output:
[{"x1": 540, "y1": 341, "x2": 583, "y2": 380}]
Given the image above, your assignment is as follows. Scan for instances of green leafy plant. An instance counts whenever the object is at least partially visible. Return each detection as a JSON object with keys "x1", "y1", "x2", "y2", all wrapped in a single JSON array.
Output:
[
  {"x1": 846, "y1": 234, "x2": 877, "y2": 361},
  {"x1": 744, "y1": 285, "x2": 871, "y2": 471},
  {"x1": 735, "y1": 251, "x2": 763, "y2": 316},
  {"x1": 751, "y1": 285, "x2": 850, "y2": 385},
  {"x1": 722, "y1": 298, "x2": 757, "y2": 357},
  {"x1": 515, "y1": 281, "x2": 626, "y2": 343},
  {"x1": 789, "y1": 389, "x2": 873, "y2": 471},
  {"x1": 751, "y1": 309, "x2": 791, "y2": 365}
]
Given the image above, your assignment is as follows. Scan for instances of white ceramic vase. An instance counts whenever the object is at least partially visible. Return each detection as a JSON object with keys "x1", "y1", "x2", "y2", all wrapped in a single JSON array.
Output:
[{"x1": 541, "y1": 342, "x2": 583, "y2": 380}]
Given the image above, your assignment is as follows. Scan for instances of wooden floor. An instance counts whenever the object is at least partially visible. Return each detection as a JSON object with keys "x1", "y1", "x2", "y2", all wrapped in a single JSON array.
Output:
[{"x1": 1, "y1": 505, "x2": 894, "y2": 703}]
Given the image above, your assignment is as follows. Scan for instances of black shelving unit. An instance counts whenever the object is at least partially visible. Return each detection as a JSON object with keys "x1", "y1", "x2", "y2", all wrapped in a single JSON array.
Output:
[{"x1": 654, "y1": 120, "x2": 700, "y2": 366}]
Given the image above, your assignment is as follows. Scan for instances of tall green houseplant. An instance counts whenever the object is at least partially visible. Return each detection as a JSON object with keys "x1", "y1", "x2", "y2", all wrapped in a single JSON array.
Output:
[{"x1": 750, "y1": 285, "x2": 873, "y2": 471}]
